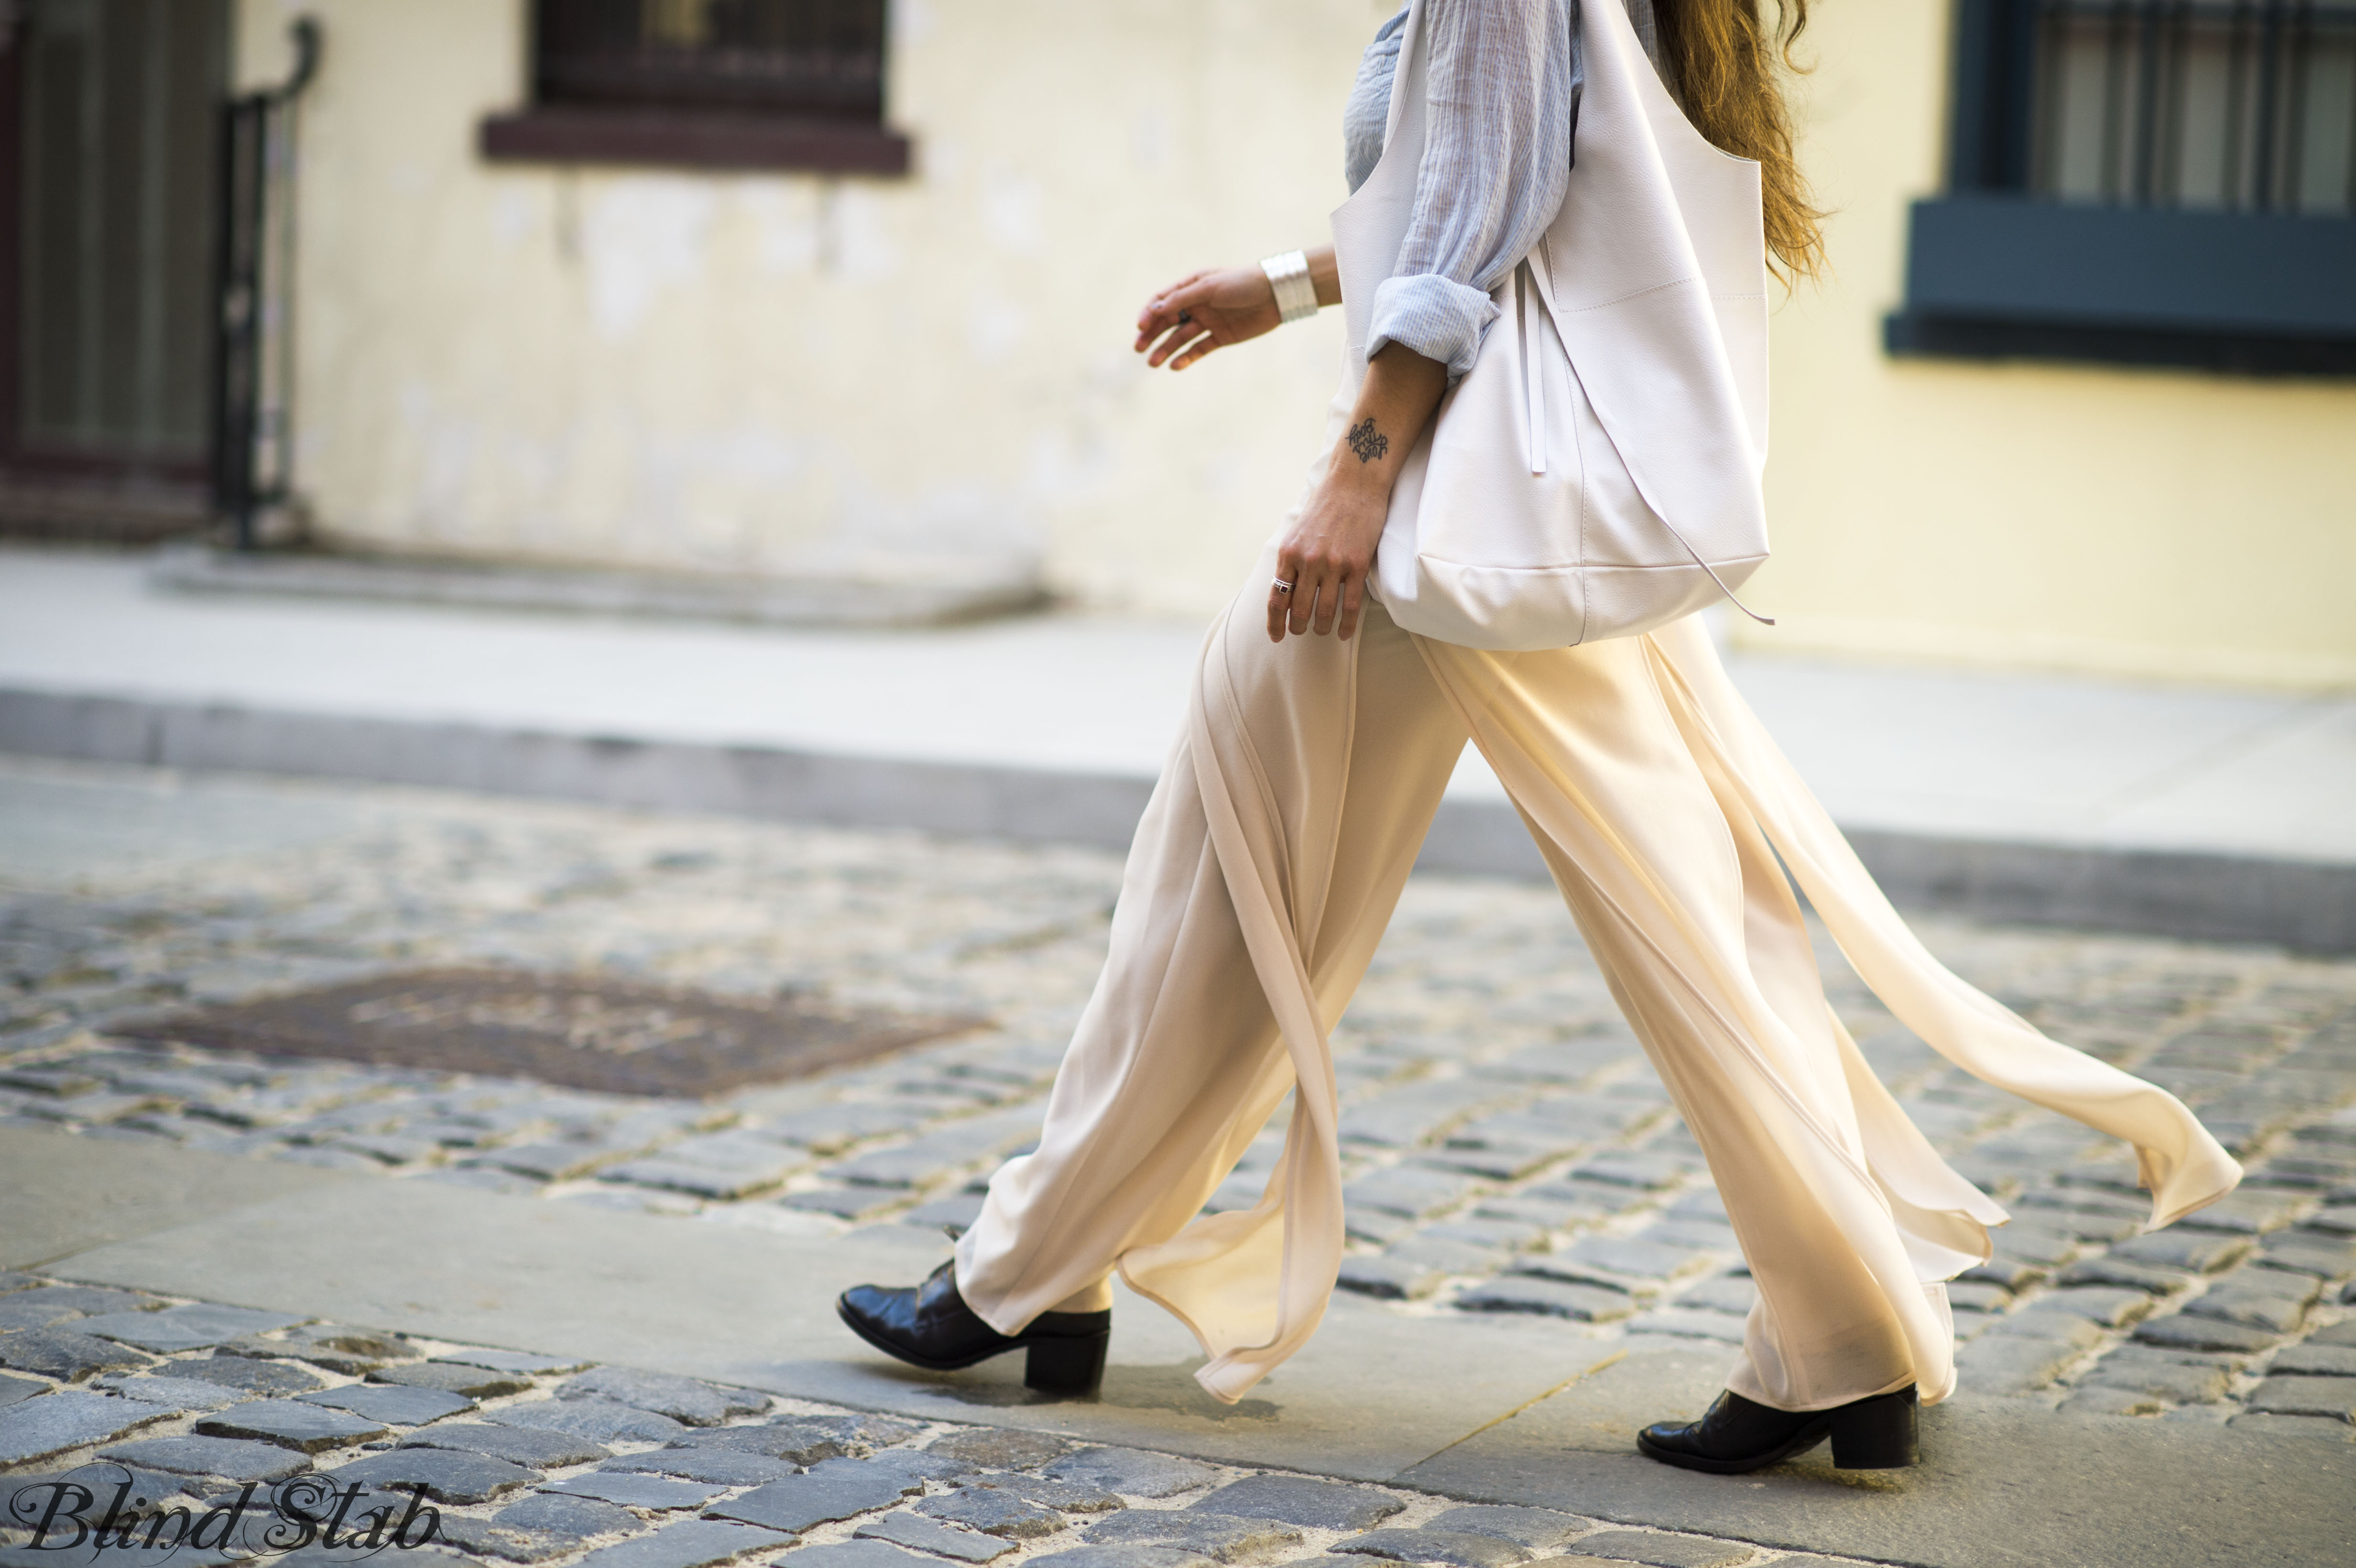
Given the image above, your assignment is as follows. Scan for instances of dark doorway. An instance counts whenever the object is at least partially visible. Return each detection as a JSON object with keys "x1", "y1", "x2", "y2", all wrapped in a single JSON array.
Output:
[{"x1": 1, "y1": 0, "x2": 229, "y2": 541}]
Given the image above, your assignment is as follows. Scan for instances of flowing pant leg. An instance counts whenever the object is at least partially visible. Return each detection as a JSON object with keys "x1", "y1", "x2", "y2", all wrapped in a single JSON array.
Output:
[
  {"x1": 1413, "y1": 623, "x2": 2235, "y2": 1410},
  {"x1": 955, "y1": 571, "x2": 1468, "y2": 1388},
  {"x1": 1409, "y1": 630, "x2": 1942, "y2": 1408},
  {"x1": 958, "y1": 568, "x2": 2236, "y2": 1408},
  {"x1": 1641, "y1": 616, "x2": 2240, "y2": 1233}
]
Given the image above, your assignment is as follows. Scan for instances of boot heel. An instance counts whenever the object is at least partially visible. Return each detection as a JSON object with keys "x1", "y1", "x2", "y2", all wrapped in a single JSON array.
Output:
[
  {"x1": 1023, "y1": 1330, "x2": 1108, "y2": 1395},
  {"x1": 1828, "y1": 1387, "x2": 1918, "y2": 1469}
]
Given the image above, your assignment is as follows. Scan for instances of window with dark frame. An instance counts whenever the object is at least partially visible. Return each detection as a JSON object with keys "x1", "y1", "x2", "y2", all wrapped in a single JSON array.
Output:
[
  {"x1": 1887, "y1": 0, "x2": 2356, "y2": 376},
  {"x1": 2026, "y1": 0, "x2": 2354, "y2": 214},
  {"x1": 480, "y1": 0, "x2": 908, "y2": 176}
]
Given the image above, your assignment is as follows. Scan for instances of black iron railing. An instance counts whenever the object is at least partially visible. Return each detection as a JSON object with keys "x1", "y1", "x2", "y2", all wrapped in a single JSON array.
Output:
[
  {"x1": 2031, "y1": 0, "x2": 2356, "y2": 213},
  {"x1": 1954, "y1": 0, "x2": 2356, "y2": 216},
  {"x1": 212, "y1": 16, "x2": 319, "y2": 549}
]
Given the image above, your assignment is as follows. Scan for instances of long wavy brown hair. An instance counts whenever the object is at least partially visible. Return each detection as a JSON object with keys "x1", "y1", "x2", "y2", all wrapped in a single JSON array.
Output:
[{"x1": 1650, "y1": 0, "x2": 1827, "y2": 281}]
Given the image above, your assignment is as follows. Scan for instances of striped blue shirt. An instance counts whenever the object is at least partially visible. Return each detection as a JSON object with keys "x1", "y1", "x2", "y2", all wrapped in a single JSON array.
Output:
[{"x1": 1345, "y1": 0, "x2": 1664, "y2": 379}]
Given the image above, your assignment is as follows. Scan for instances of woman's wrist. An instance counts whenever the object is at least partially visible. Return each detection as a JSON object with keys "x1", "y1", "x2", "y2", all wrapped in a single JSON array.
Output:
[
  {"x1": 1259, "y1": 251, "x2": 1320, "y2": 323},
  {"x1": 1323, "y1": 443, "x2": 1396, "y2": 501},
  {"x1": 1307, "y1": 247, "x2": 1342, "y2": 309}
]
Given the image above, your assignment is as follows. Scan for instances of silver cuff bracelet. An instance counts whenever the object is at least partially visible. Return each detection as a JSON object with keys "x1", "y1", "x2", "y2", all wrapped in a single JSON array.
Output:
[{"x1": 1260, "y1": 250, "x2": 1320, "y2": 325}]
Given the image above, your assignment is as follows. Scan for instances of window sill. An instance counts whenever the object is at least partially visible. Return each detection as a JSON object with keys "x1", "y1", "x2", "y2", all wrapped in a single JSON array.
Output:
[
  {"x1": 1886, "y1": 195, "x2": 2356, "y2": 378},
  {"x1": 479, "y1": 108, "x2": 910, "y2": 176}
]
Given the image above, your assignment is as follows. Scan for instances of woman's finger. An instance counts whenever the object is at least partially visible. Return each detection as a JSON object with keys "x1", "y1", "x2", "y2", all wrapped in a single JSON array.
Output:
[
  {"x1": 1135, "y1": 271, "x2": 1211, "y2": 338},
  {"x1": 1149, "y1": 324, "x2": 1212, "y2": 370},
  {"x1": 1137, "y1": 300, "x2": 1198, "y2": 356},
  {"x1": 1267, "y1": 549, "x2": 1305, "y2": 642},
  {"x1": 1311, "y1": 568, "x2": 1344, "y2": 637},
  {"x1": 1141, "y1": 316, "x2": 1202, "y2": 364},
  {"x1": 1138, "y1": 321, "x2": 1187, "y2": 362},
  {"x1": 1336, "y1": 569, "x2": 1366, "y2": 642},
  {"x1": 1289, "y1": 565, "x2": 1321, "y2": 637},
  {"x1": 1142, "y1": 280, "x2": 1211, "y2": 337},
  {"x1": 1170, "y1": 332, "x2": 1221, "y2": 370},
  {"x1": 1134, "y1": 300, "x2": 1189, "y2": 353},
  {"x1": 1140, "y1": 268, "x2": 1215, "y2": 322}
]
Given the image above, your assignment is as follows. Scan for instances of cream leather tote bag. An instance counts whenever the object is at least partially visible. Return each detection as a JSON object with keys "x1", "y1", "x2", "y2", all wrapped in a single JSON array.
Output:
[{"x1": 1331, "y1": 0, "x2": 1772, "y2": 650}]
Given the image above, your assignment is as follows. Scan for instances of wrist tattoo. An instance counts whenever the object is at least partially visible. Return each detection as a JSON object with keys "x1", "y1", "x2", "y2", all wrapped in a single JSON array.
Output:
[{"x1": 1346, "y1": 418, "x2": 1389, "y2": 464}]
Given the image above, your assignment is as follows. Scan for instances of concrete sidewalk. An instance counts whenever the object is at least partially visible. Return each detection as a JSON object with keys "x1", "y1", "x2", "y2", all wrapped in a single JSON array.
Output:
[{"x1": 1, "y1": 545, "x2": 2350, "y2": 949}]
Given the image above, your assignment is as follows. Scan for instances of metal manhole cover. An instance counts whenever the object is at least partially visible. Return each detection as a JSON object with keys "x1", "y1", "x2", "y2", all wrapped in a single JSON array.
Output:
[{"x1": 111, "y1": 967, "x2": 986, "y2": 1097}]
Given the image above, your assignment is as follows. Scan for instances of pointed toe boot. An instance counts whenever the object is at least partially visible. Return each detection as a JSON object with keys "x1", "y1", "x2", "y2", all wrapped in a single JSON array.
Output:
[
  {"x1": 1636, "y1": 1385, "x2": 1919, "y2": 1474},
  {"x1": 836, "y1": 1260, "x2": 1111, "y2": 1395}
]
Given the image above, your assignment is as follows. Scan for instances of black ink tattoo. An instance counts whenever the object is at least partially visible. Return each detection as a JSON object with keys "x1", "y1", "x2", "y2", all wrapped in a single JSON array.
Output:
[{"x1": 1346, "y1": 418, "x2": 1389, "y2": 464}]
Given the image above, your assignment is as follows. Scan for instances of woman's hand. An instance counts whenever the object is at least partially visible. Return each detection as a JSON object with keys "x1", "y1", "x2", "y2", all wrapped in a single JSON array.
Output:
[
  {"x1": 1134, "y1": 266, "x2": 1280, "y2": 370},
  {"x1": 1270, "y1": 460, "x2": 1391, "y2": 642},
  {"x1": 1268, "y1": 341, "x2": 1451, "y2": 642}
]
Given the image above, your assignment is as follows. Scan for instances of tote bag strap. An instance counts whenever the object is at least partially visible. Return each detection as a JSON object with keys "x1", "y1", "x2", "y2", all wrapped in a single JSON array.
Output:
[{"x1": 1332, "y1": 1, "x2": 1432, "y2": 374}]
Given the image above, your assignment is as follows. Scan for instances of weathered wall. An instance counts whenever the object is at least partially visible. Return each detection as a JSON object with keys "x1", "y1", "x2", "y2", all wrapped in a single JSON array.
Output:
[
  {"x1": 1745, "y1": 1, "x2": 2356, "y2": 687},
  {"x1": 242, "y1": 0, "x2": 2356, "y2": 685},
  {"x1": 239, "y1": 0, "x2": 1380, "y2": 612}
]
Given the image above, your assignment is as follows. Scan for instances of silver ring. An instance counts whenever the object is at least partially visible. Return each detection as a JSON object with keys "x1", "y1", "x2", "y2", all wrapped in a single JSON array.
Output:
[{"x1": 1272, "y1": 578, "x2": 1294, "y2": 594}]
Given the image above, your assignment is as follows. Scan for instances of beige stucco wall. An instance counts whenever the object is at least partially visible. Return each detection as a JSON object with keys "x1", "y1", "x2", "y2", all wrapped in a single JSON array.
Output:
[
  {"x1": 1747, "y1": 1, "x2": 2356, "y2": 688},
  {"x1": 244, "y1": 0, "x2": 2356, "y2": 686},
  {"x1": 239, "y1": 0, "x2": 1385, "y2": 612}
]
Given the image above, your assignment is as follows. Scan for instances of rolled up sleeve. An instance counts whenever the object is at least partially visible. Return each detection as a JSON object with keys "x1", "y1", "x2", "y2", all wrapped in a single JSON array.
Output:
[
  {"x1": 1367, "y1": 274, "x2": 1500, "y2": 379},
  {"x1": 1365, "y1": 0, "x2": 1577, "y2": 380}
]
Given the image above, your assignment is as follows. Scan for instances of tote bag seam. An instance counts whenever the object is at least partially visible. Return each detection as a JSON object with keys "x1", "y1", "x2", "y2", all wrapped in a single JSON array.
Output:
[
  {"x1": 1551, "y1": 274, "x2": 1697, "y2": 317},
  {"x1": 1414, "y1": 552, "x2": 1768, "y2": 574}
]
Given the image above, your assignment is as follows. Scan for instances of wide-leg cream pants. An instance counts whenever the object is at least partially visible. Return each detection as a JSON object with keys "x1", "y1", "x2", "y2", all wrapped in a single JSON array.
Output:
[{"x1": 955, "y1": 483, "x2": 2241, "y2": 1418}]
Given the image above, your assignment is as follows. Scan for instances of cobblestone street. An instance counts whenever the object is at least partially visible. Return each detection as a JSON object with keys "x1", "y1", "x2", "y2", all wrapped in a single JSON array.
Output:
[
  {"x1": 0, "y1": 1264, "x2": 1884, "y2": 1568},
  {"x1": 2, "y1": 756, "x2": 2354, "y2": 1567}
]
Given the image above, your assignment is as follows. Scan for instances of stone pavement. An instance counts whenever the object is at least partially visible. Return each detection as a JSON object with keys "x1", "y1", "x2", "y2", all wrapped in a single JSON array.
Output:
[
  {"x1": 0, "y1": 1268, "x2": 1851, "y2": 1568},
  {"x1": 3, "y1": 756, "x2": 2355, "y2": 1566}
]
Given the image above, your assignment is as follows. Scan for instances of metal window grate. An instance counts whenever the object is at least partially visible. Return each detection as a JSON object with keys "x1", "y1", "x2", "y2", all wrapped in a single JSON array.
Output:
[
  {"x1": 533, "y1": 0, "x2": 888, "y2": 120},
  {"x1": 2029, "y1": 0, "x2": 2356, "y2": 215}
]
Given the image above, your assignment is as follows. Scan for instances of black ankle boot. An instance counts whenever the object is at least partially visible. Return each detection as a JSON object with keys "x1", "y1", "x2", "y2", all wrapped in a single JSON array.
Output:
[
  {"x1": 1636, "y1": 1385, "x2": 1919, "y2": 1474},
  {"x1": 837, "y1": 1260, "x2": 1111, "y2": 1395}
]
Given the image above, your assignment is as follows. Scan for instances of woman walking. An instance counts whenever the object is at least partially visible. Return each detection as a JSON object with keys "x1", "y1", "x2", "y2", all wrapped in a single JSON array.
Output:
[{"x1": 839, "y1": 0, "x2": 2239, "y2": 1474}]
